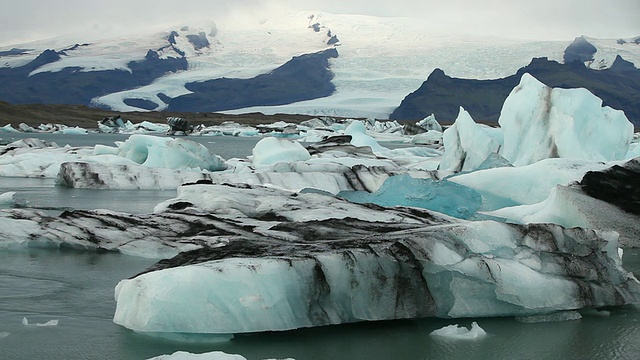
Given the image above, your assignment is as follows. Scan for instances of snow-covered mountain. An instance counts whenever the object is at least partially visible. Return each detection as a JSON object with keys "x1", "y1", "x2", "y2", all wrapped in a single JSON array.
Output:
[
  {"x1": 565, "y1": 35, "x2": 640, "y2": 70},
  {"x1": 0, "y1": 11, "x2": 637, "y2": 119}
]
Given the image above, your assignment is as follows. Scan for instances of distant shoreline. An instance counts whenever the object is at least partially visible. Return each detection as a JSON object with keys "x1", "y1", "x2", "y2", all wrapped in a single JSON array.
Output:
[
  {"x1": 2, "y1": 101, "x2": 638, "y2": 133},
  {"x1": 0, "y1": 101, "x2": 326, "y2": 129}
]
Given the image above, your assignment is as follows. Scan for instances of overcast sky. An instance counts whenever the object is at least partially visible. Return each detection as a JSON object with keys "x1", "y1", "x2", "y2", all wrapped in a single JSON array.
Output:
[{"x1": 0, "y1": 0, "x2": 638, "y2": 46}]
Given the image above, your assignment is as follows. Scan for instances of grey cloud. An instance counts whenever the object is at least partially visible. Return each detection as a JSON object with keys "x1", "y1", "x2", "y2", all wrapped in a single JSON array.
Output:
[{"x1": 0, "y1": 0, "x2": 638, "y2": 46}]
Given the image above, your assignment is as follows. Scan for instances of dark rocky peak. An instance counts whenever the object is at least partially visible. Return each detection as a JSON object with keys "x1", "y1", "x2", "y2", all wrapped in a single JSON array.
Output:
[
  {"x1": 168, "y1": 31, "x2": 179, "y2": 45},
  {"x1": 0, "y1": 48, "x2": 32, "y2": 56},
  {"x1": 59, "y1": 43, "x2": 90, "y2": 55},
  {"x1": 428, "y1": 68, "x2": 447, "y2": 78},
  {"x1": 521, "y1": 57, "x2": 558, "y2": 70},
  {"x1": 144, "y1": 49, "x2": 160, "y2": 60},
  {"x1": 305, "y1": 15, "x2": 338, "y2": 46},
  {"x1": 424, "y1": 68, "x2": 450, "y2": 84},
  {"x1": 563, "y1": 35, "x2": 597, "y2": 64},
  {"x1": 27, "y1": 49, "x2": 61, "y2": 69},
  {"x1": 327, "y1": 35, "x2": 339, "y2": 45},
  {"x1": 609, "y1": 55, "x2": 637, "y2": 72},
  {"x1": 186, "y1": 32, "x2": 210, "y2": 50},
  {"x1": 516, "y1": 57, "x2": 586, "y2": 75},
  {"x1": 617, "y1": 36, "x2": 640, "y2": 45}
]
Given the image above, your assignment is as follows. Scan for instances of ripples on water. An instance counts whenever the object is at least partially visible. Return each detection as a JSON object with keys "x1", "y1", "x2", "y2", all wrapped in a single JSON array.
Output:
[{"x1": 1, "y1": 134, "x2": 640, "y2": 359}]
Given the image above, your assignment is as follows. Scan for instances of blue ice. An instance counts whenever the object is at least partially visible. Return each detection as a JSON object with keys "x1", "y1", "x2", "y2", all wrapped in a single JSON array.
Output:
[{"x1": 338, "y1": 174, "x2": 482, "y2": 219}]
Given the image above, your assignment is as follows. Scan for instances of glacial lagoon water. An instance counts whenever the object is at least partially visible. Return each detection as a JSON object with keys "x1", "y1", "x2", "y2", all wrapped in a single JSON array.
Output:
[{"x1": 1, "y1": 133, "x2": 640, "y2": 360}]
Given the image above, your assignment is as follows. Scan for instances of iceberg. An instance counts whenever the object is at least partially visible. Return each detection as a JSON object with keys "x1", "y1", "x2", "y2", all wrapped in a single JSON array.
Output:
[
  {"x1": 437, "y1": 74, "x2": 636, "y2": 173},
  {"x1": 147, "y1": 351, "x2": 292, "y2": 360},
  {"x1": 484, "y1": 158, "x2": 640, "y2": 247},
  {"x1": 429, "y1": 322, "x2": 486, "y2": 340},
  {"x1": 439, "y1": 107, "x2": 502, "y2": 172},
  {"x1": 57, "y1": 162, "x2": 218, "y2": 190},
  {"x1": 0, "y1": 135, "x2": 227, "y2": 180},
  {"x1": 0, "y1": 191, "x2": 16, "y2": 207},
  {"x1": 448, "y1": 158, "x2": 611, "y2": 208},
  {"x1": 22, "y1": 317, "x2": 59, "y2": 327},
  {"x1": 0, "y1": 124, "x2": 20, "y2": 133},
  {"x1": 344, "y1": 121, "x2": 389, "y2": 154},
  {"x1": 411, "y1": 130, "x2": 443, "y2": 146},
  {"x1": 108, "y1": 184, "x2": 640, "y2": 336},
  {"x1": 252, "y1": 137, "x2": 311, "y2": 167},
  {"x1": 0, "y1": 138, "x2": 92, "y2": 177},
  {"x1": 0, "y1": 179, "x2": 637, "y2": 335},
  {"x1": 338, "y1": 174, "x2": 481, "y2": 219},
  {"x1": 416, "y1": 114, "x2": 443, "y2": 133},
  {"x1": 56, "y1": 126, "x2": 88, "y2": 135},
  {"x1": 104, "y1": 134, "x2": 226, "y2": 171},
  {"x1": 499, "y1": 73, "x2": 633, "y2": 166},
  {"x1": 58, "y1": 134, "x2": 410, "y2": 192}
]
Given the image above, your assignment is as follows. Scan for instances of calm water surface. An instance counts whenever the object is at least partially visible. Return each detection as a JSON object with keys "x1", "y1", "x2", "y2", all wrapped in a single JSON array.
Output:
[{"x1": 1, "y1": 133, "x2": 639, "y2": 360}]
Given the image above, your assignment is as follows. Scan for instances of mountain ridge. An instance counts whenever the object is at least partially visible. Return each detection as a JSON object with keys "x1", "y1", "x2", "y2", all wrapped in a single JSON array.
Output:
[
  {"x1": 390, "y1": 55, "x2": 640, "y2": 126},
  {"x1": 0, "y1": 13, "x2": 637, "y2": 120}
]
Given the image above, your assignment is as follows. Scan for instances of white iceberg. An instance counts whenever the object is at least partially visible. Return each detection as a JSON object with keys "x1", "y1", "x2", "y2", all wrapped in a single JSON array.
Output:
[
  {"x1": 344, "y1": 121, "x2": 389, "y2": 154},
  {"x1": 499, "y1": 73, "x2": 633, "y2": 166},
  {"x1": 148, "y1": 351, "x2": 294, "y2": 360},
  {"x1": 449, "y1": 158, "x2": 611, "y2": 208},
  {"x1": 0, "y1": 138, "x2": 92, "y2": 177},
  {"x1": 106, "y1": 134, "x2": 226, "y2": 171},
  {"x1": 439, "y1": 107, "x2": 502, "y2": 172},
  {"x1": 252, "y1": 137, "x2": 311, "y2": 167},
  {"x1": 429, "y1": 322, "x2": 487, "y2": 340},
  {"x1": 22, "y1": 317, "x2": 59, "y2": 327},
  {"x1": 0, "y1": 191, "x2": 16, "y2": 206},
  {"x1": 0, "y1": 135, "x2": 227, "y2": 180}
]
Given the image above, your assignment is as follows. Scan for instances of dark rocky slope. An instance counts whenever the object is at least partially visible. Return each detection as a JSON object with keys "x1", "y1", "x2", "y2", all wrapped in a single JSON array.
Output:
[
  {"x1": 390, "y1": 56, "x2": 640, "y2": 127},
  {"x1": 166, "y1": 48, "x2": 339, "y2": 112},
  {"x1": 0, "y1": 48, "x2": 187, "y2": 105},
  {"x1": 580, "y1": 158, "x2": 640, "y2": 215}
]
